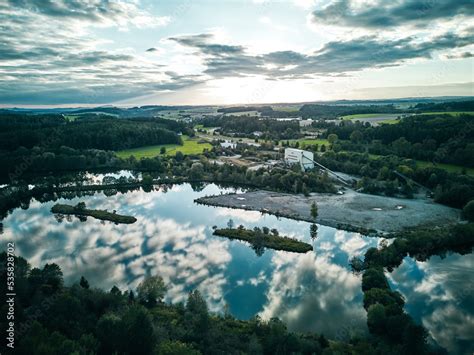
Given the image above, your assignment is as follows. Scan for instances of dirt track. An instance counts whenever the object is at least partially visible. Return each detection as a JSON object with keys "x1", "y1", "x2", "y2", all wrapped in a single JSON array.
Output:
[{"x1": 196, "y1": 189, "x2": 460, "y2": 235}]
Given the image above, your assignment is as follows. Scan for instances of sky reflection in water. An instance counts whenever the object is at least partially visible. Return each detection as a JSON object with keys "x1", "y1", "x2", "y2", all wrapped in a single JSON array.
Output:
[
  {"x1": 3, "y1": 183, "x2": 473, "y2": 351},
  {"x1": 389, "y1": 254, "x2": 474, "y2": 354}
]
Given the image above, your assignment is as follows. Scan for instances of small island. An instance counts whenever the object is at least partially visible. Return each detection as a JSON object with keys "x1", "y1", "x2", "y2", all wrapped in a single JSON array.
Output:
[
  {"x1": 51, "y1": 202, "x2": 137, "y2": 224},
  {"x1": 213, "y1": 226, "x2": 313, "y2": 254}
]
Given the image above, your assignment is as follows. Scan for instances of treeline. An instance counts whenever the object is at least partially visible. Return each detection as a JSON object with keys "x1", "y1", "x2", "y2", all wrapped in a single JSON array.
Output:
[
  {"x1": 0, "y1": 113, "x2": 186, "y2": 152},
  {"x1": 199, "y1": 116, "x2": 301, "y2": 139},
  {"x1": 0, "y1": 253, "x2": 337, "y2": 354},
  {"x1": 412, "y1": 99, "x2": 474, "y2": 112},
  {"x1": 362, "y1": 223, "x2": 474, "y2": 271},
  {"x1": 326, "y1": 114, "x2": 474, "y2": 167},
  {"x1": 217, "y1": 106, "x2": 273, "y2": 114},
  {"x1": 0, "y1": 158, "x2": 336, "y2": 219},
  {"x1": 299, "y1": 104, "x2": 397, "y2": 119}
]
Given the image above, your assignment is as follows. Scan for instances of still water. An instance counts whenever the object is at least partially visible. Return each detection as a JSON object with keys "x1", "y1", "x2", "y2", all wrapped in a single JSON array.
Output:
[{"x1": 2, "y1": 183, "x2": 473, "y2": 353}]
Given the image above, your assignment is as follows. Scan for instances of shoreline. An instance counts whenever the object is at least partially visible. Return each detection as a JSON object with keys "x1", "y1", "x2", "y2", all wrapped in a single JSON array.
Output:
[{"x1": 195, "y1": 189, "x2": 460, "y2": 235}]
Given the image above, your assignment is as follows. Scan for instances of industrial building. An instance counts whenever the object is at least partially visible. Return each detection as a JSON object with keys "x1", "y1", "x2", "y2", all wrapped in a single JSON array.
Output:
[{"x1": 284, "y1": 148, "x2": 314, "y2": 171}]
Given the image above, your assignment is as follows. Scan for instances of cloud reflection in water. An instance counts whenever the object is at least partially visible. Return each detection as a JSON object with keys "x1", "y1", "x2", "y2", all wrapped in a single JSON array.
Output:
[{"x1": 3, "y1": 183, "x2": 380, "y2": 339}]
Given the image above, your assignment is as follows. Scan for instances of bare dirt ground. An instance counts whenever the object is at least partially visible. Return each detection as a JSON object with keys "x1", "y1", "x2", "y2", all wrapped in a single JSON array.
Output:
[{"x1": 196, "y1": 189, "x2": 460, "y2": 235}]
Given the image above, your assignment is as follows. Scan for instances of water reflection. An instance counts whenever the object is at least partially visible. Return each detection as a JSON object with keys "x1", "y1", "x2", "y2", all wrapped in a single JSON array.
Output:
[
  {"x1": 4, "y1": 183, "x2": 378, "y2": 339},
  {"x1": 389, "y1": 254, "x2": 474, "y2": 354}
]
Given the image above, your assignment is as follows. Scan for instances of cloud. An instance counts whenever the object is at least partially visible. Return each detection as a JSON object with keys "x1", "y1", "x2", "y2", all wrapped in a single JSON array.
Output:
[
  {"x1": 169, "y1": 34, "x2": 245, "y2": 56},
  {"x1": 446, "y1": 51, "x2": 474, "y2": 59},
  {"x1": 311, "y1": 0, "x2": 474, "y2": 30},
  {"x1": 0, "y1": 3, "x2": 203, "y2": 104},
  {"x1": 389, "y1": 254, "x2": 474, "y2": 354},
  {"x1": 167, "y1": 30, "x2": 474, "y2": 80},
  {"x1": 259, "y1": 252, "x2": 367, "y2": 338},
  {"x1": 6, "y1": 0, "x2": 170, "y2": 28}
]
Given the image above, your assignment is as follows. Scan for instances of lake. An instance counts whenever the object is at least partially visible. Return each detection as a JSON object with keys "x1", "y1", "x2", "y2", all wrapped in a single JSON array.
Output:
[{"x1": 2, "y1": 182, "x2": 473, "y2": 353}]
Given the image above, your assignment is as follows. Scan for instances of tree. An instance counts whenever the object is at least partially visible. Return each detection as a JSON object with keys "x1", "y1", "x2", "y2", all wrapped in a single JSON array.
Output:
[
  {"x1": 367, "y1": 304, "x2": 386, "y2": 335},
  {"x1": 350, "y1": 130, "x2": 363, "y2": 143},
  {"x1": 227, "y1": 219, "x2": 234, "y2": 229},
  {"x1": 349, "y1": 256, "x2": 364, "y2": 273},
  {"x1": 75, "y1": 202, "x2": 86, "y2": 211},
  {"x1": 121, "y1": 305, "x2": 154, "y2": 355},
  {"x1": 328, "y1": 133, "x2": 338, "y2": 147},
  {"x1": 160, "y1": 146, "x2": 166, "y2": 154},
  {"x1": 41, "y1": 263, "x2": 63, "y2": 292},
  {"x1": 175, "y1": 151, "x2": 184, "y2": 161},
  {"x1": 157, "y1": 340, "x2": 201, "y2": 355},
  {"x1": 137, "y1": 275, "x2": 167, "y2": 307},
  {"x1": 97, "y1": 314, "x2": 122, "y2": 354},
  {"x1": 142, "y1": 173, "x2": 153, "y2": 185},
  {"x1": 310, "y1": 201, "x2": 318, "y2": 220},
  {"x1": 79, "y1": 276, "x2": 89, "y2": 289},
  {"x1": 185, "y1": 290, "x2": 209, "y2": 342},
  {"x1": 362, "y1": 268, "x2": 389, "y2": 291},
  {"x1": 462, "y1": 200, "x2": 474, "y2": 222},
  {"x1": 247, "y1": 334, "x2": 263, "y2": 354}
]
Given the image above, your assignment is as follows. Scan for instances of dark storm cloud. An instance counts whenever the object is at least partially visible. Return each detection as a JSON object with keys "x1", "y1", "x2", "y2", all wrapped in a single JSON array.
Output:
[{"x1": 311, "y1": 0, "x2": 474, "y2": 29}]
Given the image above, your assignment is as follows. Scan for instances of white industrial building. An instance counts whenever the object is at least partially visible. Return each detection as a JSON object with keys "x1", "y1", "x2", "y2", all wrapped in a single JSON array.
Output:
[{"x1": 284, "y1": 148, "x2": 314, "y2": 171}]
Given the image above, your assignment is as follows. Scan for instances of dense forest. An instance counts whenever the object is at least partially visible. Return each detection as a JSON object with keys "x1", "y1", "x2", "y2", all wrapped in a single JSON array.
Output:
[
  {"x1": 325, "y1": 114, "x2": 474, "y2": 167},
  {"x1": 0, "y1": 114, "x2": 186, "y2": 151},
  {"x1": 411, "y1": 100, "x2": 474, "y2": 112}
]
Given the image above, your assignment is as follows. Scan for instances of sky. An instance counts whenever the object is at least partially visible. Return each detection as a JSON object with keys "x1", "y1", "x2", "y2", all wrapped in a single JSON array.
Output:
[{"x1": 0, "y1": 0, "x2": 473, "y2": 106}]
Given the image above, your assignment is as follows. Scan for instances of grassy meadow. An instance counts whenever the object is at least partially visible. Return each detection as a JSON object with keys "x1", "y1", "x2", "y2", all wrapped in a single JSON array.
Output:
[{"x1": 116, "y1": 135, "x2": 212, "y2": 159}]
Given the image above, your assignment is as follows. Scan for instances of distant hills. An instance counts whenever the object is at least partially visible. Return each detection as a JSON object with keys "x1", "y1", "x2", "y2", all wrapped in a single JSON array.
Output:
[{"x1": 1, "y1": 96, "x2": 472, "y2": 118}]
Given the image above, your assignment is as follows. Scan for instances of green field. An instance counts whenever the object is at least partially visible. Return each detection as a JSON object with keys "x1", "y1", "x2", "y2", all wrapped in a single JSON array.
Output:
[
  {"x1": 378, "y1": 119, "x2": 400, "y2": 125},
  {"x1": 116, "y1": 136, "x2": 212, "y2": 159},
  {"x1": 283, "y1": 138, "x2": 329, "y2": 150},
  {"x1": 414, "y1": 160, "x2": 474, "y2": 176},
  {"x1": 194, "y1": 124, "x2": 218, "y2": 132},
  {"x1": 341, "y1": 113, "x2": 386, "y2": 120}
]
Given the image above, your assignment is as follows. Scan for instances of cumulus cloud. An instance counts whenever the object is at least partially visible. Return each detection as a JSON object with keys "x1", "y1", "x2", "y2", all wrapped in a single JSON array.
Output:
[
  {"x1": 259, "y1": 252, "x2": 367, "y2": 338},
  {"x1": 389, "y1": 254, "x2": 474, "y2": 354}
]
